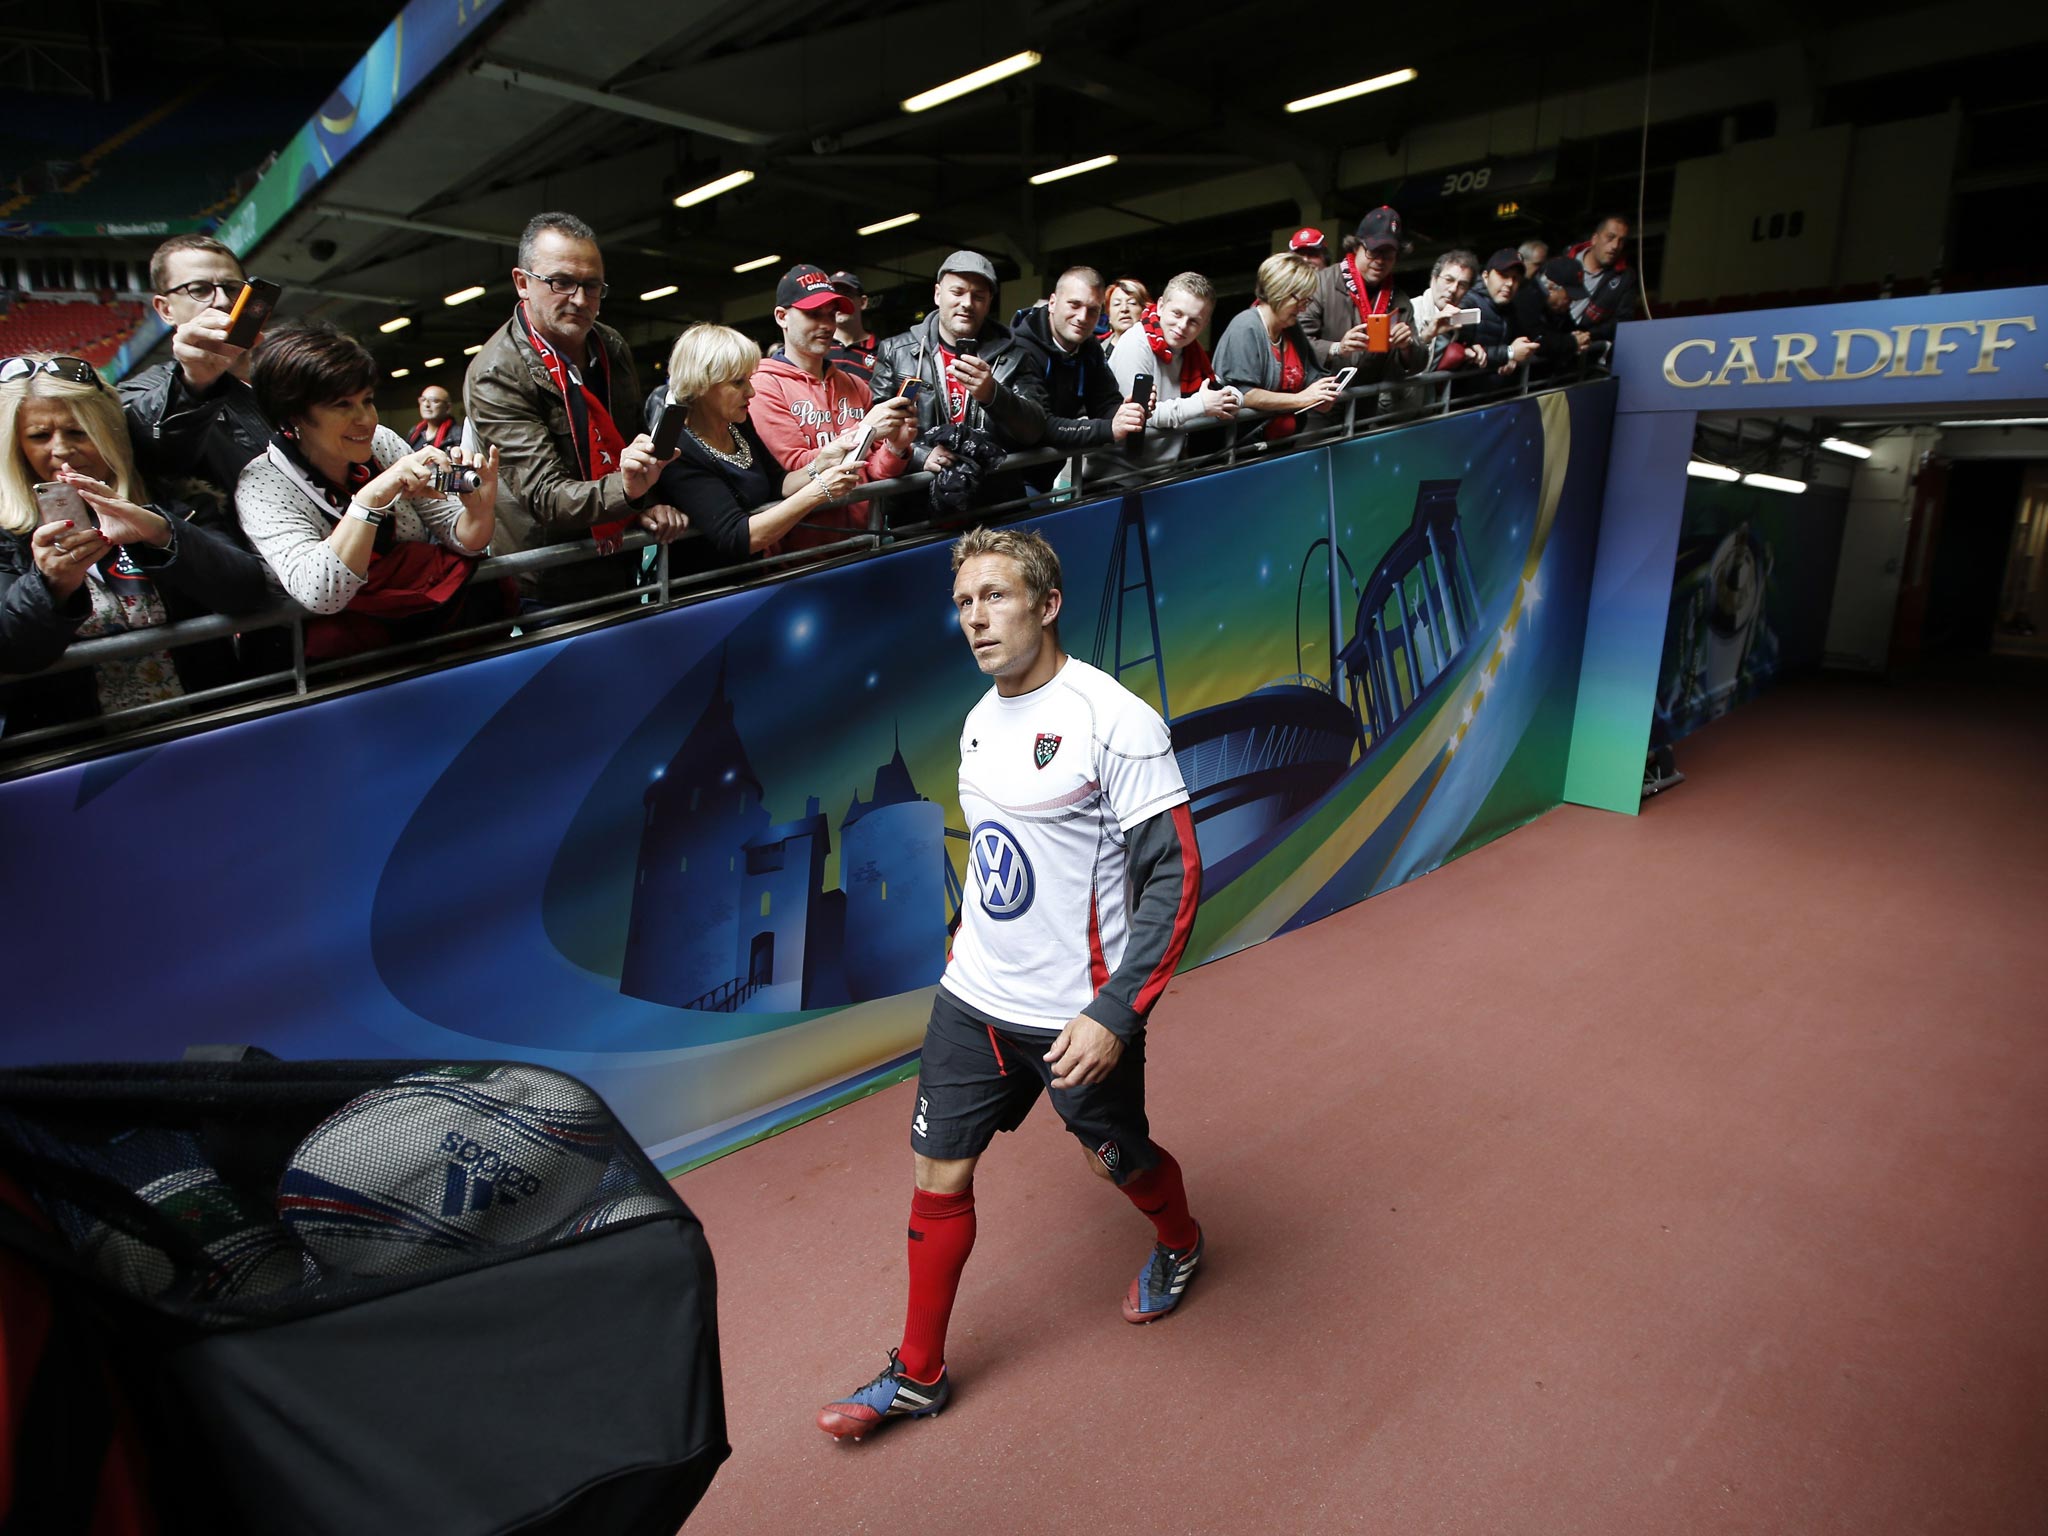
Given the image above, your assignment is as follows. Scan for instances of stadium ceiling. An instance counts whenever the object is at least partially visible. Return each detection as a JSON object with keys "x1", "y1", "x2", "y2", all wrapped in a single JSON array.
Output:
[{"x1": 198, "y1": 0, "x2": 2009, "y2": 381}]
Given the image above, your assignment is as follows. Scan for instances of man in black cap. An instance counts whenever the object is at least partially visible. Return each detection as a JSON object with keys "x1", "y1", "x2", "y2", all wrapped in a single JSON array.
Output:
[
  {"x1": 1300, "y1": 205, "x2": 1424, "y2": 396},
  {"x1": 828, "y1": 269, "x2": 883, "y2": 385},
  {"x1": 870, "y1": 250, "x2": 1047, "y2": 517},
  {"x1": 1448, "y1": 249, "x2": 1542, "y2": 391}
]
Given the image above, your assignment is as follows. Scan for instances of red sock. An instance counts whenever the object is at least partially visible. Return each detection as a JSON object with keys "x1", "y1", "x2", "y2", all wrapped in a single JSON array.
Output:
[
  {"x1": 1119, "y1": 1145, "x2": 1199, "y2": 1252},
  {"x1": 897, "y1": 1187, "x2": 975, "y2": 1384}
]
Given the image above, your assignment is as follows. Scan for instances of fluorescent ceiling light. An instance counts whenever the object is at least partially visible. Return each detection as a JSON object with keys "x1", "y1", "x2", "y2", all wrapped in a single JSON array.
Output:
[
  {"x1": 443, "y1": 285, "x2": 486, "y2": 306},
  {"x1": 857, "y1": 211, "x2": 921, "y2": 237},
  {"x1": 1029, "y1": 154, "x2": 1119, "y2": 187},
  {"x1": 422, "y1": 356, "x2": 445, "y2": 368},
  {"x1": 379, "y1": 316, "x2": 412, "y2": 333},
  {"x1": 902, "y1": 50, "x2": 1041, "y2": 114},
  {"x1": 673, "y1": 169, "x2": 755, "y2": 208},
  {"x1": 732, "y1": 253, "x2": 780, "y2": 274},
  {"x1": 390, "y1": 367, "x2": 411, "y2": 378},
  {"x1": 462, "y1": 344, "x2": 483, "y2": 356},
  {"x1": 1937, "y1": 416, "x2": 2048, "y2": 428},
  {"x1": 1742, "y1": 472, "x2": 1806, "y2": 494},
  {"x1": 640, "y1": 284, "x2": 679, "y2": 301},
  {"x1": 1285, "y1": 68, "x2": 1418, "y2": 114},
  {"x1": 1686, "y1": 460, "x2": 1740, "y2": 481},
  {"x1": 1819, "y1": 436, "x2": 1871, "y2": 459}
]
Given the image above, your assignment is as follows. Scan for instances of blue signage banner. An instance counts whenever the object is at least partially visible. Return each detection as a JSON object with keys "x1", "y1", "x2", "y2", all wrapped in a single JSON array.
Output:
[{"x1": 1612, "y1": 286, "x2": 2048, "y2": 416}]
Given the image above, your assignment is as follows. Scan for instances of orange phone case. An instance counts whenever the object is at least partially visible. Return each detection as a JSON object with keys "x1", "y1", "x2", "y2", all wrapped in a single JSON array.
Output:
[{"x1": 1366, "y1": 313, "x2": 1391, "y2": 353}]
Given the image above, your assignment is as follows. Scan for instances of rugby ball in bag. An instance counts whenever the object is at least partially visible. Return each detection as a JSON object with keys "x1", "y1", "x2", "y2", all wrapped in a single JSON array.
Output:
[
  {"x1": 278, "y1": 1064, "x2": 615, "y2": 1277},
  {"x1": 548, "y1": 1190, "x2": 675, "y2": 1241}
]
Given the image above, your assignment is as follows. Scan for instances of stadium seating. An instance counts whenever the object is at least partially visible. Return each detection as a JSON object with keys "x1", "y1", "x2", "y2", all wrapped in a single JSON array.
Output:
[{"x1": 0, "y1": 298, "x2": 148, "y2": 367}]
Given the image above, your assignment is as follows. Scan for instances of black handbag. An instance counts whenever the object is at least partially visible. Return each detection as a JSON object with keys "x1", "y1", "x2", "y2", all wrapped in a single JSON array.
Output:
[{"x1": 0, "y1": 1052, "x2": 728, "y2": 1536}]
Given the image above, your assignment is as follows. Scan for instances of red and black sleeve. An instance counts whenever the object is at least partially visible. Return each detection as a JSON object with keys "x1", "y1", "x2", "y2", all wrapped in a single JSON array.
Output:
[{"x1": 1082, "y1": 803, "x2": 1201, "y2": 1041}]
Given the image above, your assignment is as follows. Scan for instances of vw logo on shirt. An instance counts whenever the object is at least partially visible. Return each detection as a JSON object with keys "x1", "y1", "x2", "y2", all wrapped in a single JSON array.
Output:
[{"x1": 969, "y1": 821, "x2": 1034, "y2": 920}]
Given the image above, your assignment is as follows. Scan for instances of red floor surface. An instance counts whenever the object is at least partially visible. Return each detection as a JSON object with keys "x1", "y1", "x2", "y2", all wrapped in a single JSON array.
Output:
[{"x1": 673, "y1": 660, "x2": 2048, "y2": 1534}]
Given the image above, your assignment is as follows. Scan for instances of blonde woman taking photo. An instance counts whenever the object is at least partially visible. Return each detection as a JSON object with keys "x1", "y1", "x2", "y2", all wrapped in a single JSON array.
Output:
[
  {"x1": 1, "y1": 353, "x2": 270, "y2": 736},
  {"x1": 643, "y1": 324, "x2": 862, "y2": 575}
]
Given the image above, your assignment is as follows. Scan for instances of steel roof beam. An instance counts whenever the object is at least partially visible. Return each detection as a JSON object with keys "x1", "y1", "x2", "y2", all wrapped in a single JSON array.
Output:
[{"x1": 471, "y1": 60, "x2": 775, "y2": 147}]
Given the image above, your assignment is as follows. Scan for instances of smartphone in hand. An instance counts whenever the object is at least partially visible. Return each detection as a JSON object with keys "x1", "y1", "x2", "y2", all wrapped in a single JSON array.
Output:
[
  {"x1": 223, "y1": 278, "x2": 283, "y2": 350},
  {"x1": 650, "y1": 399, "x2": 687, "y2": 460},
  {"x1": 1330, "y1": 366, "x2": 1358, "y2": 390},
  {"x1": 34, "y1": 481, "x2": 99, "y2": 530},
  {"x1": 1366, "y1": 313, "x2": 1391, "y2": 354},
  {"x1": 1130, "y1": 372, "x2": 1155, "y2": 410}
]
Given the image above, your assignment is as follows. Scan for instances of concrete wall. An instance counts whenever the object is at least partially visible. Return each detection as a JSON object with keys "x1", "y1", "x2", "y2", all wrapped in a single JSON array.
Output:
[{"x1": 1824, "y1": 427, "x2": 1939, "y2": 670}]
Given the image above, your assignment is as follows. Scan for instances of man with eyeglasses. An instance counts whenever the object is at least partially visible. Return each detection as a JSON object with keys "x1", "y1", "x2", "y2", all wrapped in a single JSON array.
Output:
[
  {"x1": 464, "y1": 211, "x2": 683, "y2": 610},
  {"x1": 408, "y1": 384, "x2": 459, "y2": 451},
  {"x1": 117, "y1": 234, "x2": 270, "y2": 526}
]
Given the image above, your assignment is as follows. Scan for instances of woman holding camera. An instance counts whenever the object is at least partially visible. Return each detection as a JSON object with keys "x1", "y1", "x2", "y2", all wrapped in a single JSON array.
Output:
[
  {"x1": 2, "y1": 352, "x2": 272, "y2": 736},
  {"x1": 235, "y1": 325, "x2": 507, "y2": 660}
]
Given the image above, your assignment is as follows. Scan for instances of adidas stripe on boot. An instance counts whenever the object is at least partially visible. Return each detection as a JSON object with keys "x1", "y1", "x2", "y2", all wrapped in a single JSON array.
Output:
[{"x1": 817, "y1": 1349, "x2": 951, "y2": 1441}]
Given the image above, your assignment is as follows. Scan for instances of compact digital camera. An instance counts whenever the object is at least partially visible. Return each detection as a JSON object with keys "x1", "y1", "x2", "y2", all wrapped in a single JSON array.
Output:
[{"x1": 428, "y1": 464, "x2": 483, "y2": 495}]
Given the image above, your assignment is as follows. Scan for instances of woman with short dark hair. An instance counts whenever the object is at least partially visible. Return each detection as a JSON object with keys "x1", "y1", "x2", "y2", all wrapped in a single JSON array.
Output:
[
  {"x1": 236, "y1": 324, "x2": 509, "y2": 660},
  {"x1": 1102, "y1": 277, "x2": 1149, "y2": 341}
]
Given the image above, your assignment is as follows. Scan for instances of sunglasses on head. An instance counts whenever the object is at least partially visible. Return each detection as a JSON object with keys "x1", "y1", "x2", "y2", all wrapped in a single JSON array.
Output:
[{"x1": 1, "y1": 355, "x2": 105, "y2": 390}]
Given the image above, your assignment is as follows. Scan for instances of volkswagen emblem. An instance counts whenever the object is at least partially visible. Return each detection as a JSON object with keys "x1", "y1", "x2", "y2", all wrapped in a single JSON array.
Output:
[{"x1": 969, "y1": 821, "x2": 1035, "y2": 920}]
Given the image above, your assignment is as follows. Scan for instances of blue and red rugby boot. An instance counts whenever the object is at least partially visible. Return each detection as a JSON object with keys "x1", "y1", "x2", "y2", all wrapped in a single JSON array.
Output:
[
  {"x1": 817, "y1": 1349, "x2": 951, "y2": 1441},
  {"x1": 1123, "y1": 1223, "x2": 1204, "y2": 1323}
]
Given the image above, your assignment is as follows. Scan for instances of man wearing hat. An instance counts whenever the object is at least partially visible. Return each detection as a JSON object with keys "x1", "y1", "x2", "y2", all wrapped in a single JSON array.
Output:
[
  {"x1": 870, "y1": 250, "x2": 1047, "y2": 516},
  {"x1": 1449, "y1": 249, "x2": 1543, "y2": 389},
  {"x1": 828, "y1": 269, "x2": 883, "y2": 385},
  {"x1": 747, "y1": 263, "x2": 916, "y2": 543},
  {"x1": 1300, "y1": 205, "x2": 1424, "y2": 396},
  {"x1": 1286, "y1": 227, "x2": 1331, "y2": 269}
]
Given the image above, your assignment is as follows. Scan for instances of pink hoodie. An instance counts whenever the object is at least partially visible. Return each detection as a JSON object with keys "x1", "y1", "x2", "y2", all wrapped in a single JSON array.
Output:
[{"x1": 748, "y1": 351, "x2": 910, "y2": 551}]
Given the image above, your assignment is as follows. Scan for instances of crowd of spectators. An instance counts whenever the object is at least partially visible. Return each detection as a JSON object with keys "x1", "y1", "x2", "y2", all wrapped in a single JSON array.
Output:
[{"x1": 0, "y1": 205, "x2": 1630, "y2": 742}]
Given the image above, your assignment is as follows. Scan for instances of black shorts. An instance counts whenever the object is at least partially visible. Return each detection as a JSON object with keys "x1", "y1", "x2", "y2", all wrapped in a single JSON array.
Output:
[{"x1": 910, "y1": 989, "x2": 1156, "y2": 1184}]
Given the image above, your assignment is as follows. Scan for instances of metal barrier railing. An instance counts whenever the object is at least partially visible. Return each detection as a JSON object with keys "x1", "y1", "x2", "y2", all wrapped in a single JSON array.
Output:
[{"x1": 0, "y1": 359, "x2": 1593, "y2": 778}]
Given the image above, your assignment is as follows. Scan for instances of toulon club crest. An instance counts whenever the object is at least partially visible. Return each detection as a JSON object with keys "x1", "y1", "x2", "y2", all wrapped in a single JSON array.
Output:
[{"x1": 1033, "y1": 733, "x2": 1061, "y2": 769}]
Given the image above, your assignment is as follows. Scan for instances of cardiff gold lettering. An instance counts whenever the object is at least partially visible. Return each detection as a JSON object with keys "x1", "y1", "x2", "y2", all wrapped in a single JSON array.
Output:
[
  {"x1": 1657, "y1": 311, "x2": 2035, "y2": 390},
  {"x1": 1972, "y1": 315, "x2": 2036, "y2": 375},
  {"x1": 1829, "y1": 328, "x2": 1893, "y2": 382},
  {"x1": 1768, "y1": 332, "x2": 1823, "y2": 383},
  {"x1": 1885, "y1": 324, "x2": 1924, "y2": 378},
  {"x1": 1662, "y1": 338, "x2": 1716, "y2": 387},
  {"x1": 1913, "y1": 320, "x2": 1978, "y2": 378},
  {"x1": 1713, "y1": 336, "x2": 1765, "y2": 386}
]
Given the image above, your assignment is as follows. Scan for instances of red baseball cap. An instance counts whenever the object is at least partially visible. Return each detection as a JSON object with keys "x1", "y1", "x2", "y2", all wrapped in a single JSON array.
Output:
[
  {"x1": 1288, "y1": 227, "x2": 1328, "y2": 253},
  {"x1": 776, "y1": 263, "x2": 852, "y2": 314}
]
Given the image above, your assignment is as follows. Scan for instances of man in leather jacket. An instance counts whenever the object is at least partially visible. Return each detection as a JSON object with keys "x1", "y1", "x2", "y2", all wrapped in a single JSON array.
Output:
[
  {"x1": 869, "y1": 251, "x2": 1047, "y2": 521},
  {"x1": 118, "y1": 234, "x2": 270, "y2": 529}
]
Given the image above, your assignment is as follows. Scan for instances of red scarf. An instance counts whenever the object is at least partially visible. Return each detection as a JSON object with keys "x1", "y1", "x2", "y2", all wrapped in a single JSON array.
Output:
[
  {"x1": 517, "y1": 303, "x2": 632, "y2": 550},
  {"x1": 1339, "y1": 254, "x2": 1392, "y2": 326},
  {"x1": 408, "y1": 417, "x2": 456, "y2": 450},
  {"x1": 934, "y1": 344, "x2": 972, "y2": 424},
  {"x1": 1139, "y1": 303, "x2": 1210, "y2": 394},
  {"x1": 1266, "y1": 332, "x2": 1304, "y2": 442}
]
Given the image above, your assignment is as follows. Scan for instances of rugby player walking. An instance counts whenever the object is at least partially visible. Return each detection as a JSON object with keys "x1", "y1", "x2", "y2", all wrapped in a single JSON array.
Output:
[{"x1": 819, "y1": 526, "x2": 1205, "y2": 1440}]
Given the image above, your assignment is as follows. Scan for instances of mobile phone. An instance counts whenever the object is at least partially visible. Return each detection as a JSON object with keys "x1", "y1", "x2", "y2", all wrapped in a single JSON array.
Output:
[
  {"x1": 650, "y1": 399, "x2": 687, "y2": 459},
  {"x1": 1330, "y1": 366, "x2": 1358, "y2": 390},
  {"x1": 1129, "y1": 372, "x2": 1154, "y2": 410},
  {"x1": 952, "y1": 335, "x2": 979, "y2": 358},
  {"x1": 1448, "y1": 307, "x2": 1481, "y2": 328},
  {"x1": 900, "y1": 377, "x2": 925, "y2": 404},
  {"x1": 1366, "y1": 312, "x2": 1391, "y2": 354},
  {"x1": 33, "y1": 480, "x2": 98, "y2": 530},
  {"x1": 223, "y1": 278, "x2": 283, "y2": 350}
]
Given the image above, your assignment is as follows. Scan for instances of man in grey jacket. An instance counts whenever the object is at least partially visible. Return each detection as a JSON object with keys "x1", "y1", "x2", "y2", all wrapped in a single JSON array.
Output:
[
  {"x1": 463, "y1": 211, "x2": 681, "y2": 610},
  {"x1": 1299, "y1": 206, "x2": 1425, "y2": 393}
]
